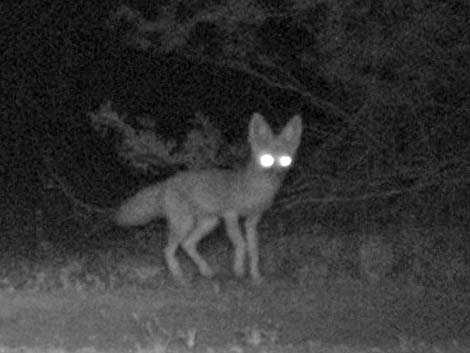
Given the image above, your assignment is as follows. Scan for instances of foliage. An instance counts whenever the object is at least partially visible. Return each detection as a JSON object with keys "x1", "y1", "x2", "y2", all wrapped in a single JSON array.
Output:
[
  {"x1": 89, "y1": 101, "x2": 245, "y2": 172},
  {"x1": 106, "y1": 0, "x2": 470, "y2": 219}
]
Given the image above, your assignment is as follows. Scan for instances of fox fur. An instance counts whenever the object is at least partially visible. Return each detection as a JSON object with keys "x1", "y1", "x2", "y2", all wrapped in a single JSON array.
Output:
[{"x1": 114, "y1": 113, "x2": 302, "y2": 284}]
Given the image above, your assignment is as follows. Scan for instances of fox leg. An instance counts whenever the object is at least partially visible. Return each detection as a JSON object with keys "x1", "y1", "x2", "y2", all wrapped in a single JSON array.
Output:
[
  {"x1": 165, "y1": 215, "x2": 194, "y2": 284},
  {"x1": 224, "y1": 212, "x2": 247, "y2": 277},
  {"x1": 182, "y1": 216, "x2": 219, "y2": 278},
  {"x1": 245, "y1": 214, "x2": 262, "y2": 283}
]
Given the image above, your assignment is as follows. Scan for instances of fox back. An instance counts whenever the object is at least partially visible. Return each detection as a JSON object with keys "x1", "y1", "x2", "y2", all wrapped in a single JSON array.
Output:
[{"x1": 114, "y1": 113, "x2": 302, "y2": 285}]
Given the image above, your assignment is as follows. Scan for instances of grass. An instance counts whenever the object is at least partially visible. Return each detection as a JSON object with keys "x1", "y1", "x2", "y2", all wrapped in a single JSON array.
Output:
[{"x1": 0, "y1": 202, "x2": 469, "y2": 352}]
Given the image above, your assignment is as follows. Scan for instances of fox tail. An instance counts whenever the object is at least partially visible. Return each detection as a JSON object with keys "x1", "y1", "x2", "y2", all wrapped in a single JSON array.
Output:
[{"x1": 113, "y1": 184, "x2": 165, "y2": 227}]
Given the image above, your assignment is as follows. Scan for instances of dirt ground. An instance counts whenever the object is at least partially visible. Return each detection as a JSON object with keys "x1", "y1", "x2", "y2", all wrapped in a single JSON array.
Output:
[{"x1": 0, "y1": 277, "x2": 468, "y2": 352}]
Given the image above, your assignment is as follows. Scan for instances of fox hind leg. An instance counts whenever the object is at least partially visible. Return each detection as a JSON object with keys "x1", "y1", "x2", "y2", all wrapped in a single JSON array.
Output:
[
  {"x1": 164, "y1": 215, "x2": 194, "y2": 284},
  {"x1": 182, "y1": 216, "x2": 219, "y2": 278}
]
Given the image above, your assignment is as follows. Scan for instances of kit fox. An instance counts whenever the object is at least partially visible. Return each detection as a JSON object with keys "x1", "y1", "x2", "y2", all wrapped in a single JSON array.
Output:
[{"x1": 114, "y1": 113, "x2": 303, "y2": 284}]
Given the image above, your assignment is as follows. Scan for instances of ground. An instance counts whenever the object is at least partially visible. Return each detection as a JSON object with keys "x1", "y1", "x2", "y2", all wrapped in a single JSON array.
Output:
[{"x1": 0, "y1": 277, "x2": 468, "y2": 353}]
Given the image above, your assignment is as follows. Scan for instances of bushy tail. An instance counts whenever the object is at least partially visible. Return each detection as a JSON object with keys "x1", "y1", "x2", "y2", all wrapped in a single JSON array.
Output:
[{"x1": 113, "y1": 184, "x2": 165, "y2": 227}]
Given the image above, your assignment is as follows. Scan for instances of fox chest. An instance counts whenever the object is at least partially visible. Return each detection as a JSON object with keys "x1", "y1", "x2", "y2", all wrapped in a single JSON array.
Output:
[{"x1": 230, "y1": 177, "x2": 281, "y2": 215}]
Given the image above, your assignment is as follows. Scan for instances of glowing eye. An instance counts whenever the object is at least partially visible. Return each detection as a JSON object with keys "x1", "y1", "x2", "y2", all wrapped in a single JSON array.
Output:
[
  {"x1": 278, "y1": 155, "x2": 292, "y2": 167},
  {"x1": 259, "y1": 153, "x2": 275, "y2": 168}
]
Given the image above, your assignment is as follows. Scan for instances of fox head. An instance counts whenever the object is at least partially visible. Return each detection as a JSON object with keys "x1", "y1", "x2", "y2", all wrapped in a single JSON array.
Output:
[{"x1": 248, "y1": 113, "x2": 302, "y2": 173}]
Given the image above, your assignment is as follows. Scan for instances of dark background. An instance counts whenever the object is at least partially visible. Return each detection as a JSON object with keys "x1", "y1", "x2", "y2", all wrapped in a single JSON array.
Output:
[{"x1": 1, "y1": 0, "x2": 469, "y2": 289}]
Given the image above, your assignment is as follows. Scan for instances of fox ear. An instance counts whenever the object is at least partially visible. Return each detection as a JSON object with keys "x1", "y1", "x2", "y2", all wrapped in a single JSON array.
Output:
[
  {"x1": 249, "y1": 112, "x2": 273, "y2": 142},
  {"x1": 281, "y1": 114, "x2": 302, "y2": 147}
]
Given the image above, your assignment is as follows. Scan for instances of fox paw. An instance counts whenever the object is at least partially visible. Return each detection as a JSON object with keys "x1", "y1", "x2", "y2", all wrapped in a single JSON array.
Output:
[
  {"x1": 251, "y1": 274, "x2": 264, "y2": 286},
  {"x1": 199, "y1": 266, "x2": 215, "y2": 278},
  {"x1": 234, "y1": 266, "x2": 246, "y2": 278}
]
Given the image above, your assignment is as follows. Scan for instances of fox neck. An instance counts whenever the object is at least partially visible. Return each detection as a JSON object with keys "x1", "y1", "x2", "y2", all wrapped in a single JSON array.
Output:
[{"x1": 241, "y1": 157, "x2": 285, "y2": 193}]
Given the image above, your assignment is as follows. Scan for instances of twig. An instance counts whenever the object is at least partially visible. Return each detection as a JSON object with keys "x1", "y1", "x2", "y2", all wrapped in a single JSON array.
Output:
[
  {"x1": 41, "y1": 156, "x2": 108, "y2": 215},
  {"x1": 279, "y1": 175, "x2": 470, "y2": 210}
]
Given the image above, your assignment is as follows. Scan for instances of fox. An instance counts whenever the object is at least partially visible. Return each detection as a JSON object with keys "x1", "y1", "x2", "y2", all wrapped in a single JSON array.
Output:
[{"x1": 113, "y1": 113, "x2": 303, "y2": 285}]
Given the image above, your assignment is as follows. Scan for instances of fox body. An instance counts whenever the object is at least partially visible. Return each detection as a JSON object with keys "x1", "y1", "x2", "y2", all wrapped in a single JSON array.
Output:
[{"x1": 114, "y1": 113, "x2": 302, "y2": 284}]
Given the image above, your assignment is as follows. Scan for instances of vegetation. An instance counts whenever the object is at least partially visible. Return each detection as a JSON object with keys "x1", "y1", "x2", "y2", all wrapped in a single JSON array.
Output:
[{"x1": 1, "y1": 0, "x2": 469, "y2": 352}]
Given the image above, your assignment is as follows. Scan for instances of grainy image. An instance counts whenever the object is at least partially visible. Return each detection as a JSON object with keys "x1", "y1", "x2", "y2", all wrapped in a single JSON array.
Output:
[{"x1": 2, "y1": 0, "x2": 469, "y2": 352}]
